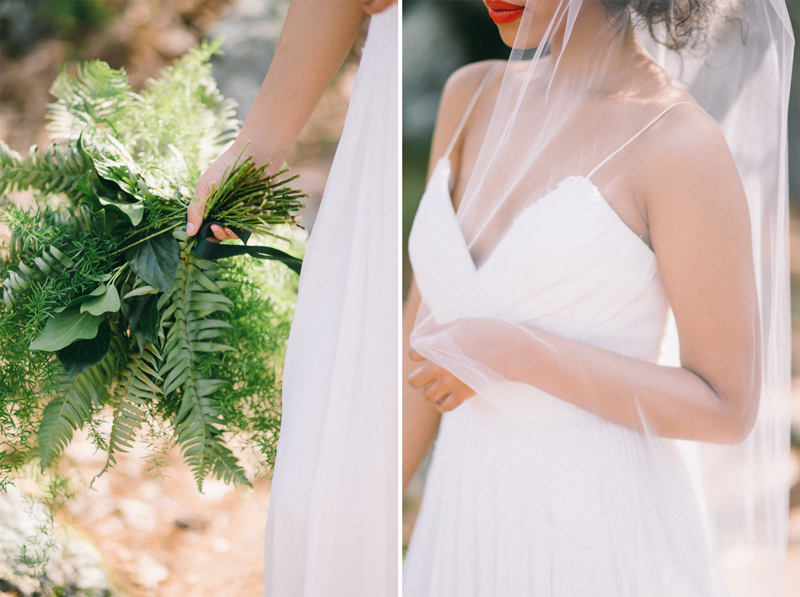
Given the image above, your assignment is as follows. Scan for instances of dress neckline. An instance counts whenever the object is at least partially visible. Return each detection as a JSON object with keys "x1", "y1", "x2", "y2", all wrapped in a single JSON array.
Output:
[{"x1": 432, "y1": 156, "x2": 656, "y2": 274}]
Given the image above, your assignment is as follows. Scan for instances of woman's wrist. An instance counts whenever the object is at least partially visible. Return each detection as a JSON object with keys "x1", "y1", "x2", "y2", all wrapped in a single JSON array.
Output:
[{"x1": 228, "y1": 128, "x2": 292, "y2": 172}]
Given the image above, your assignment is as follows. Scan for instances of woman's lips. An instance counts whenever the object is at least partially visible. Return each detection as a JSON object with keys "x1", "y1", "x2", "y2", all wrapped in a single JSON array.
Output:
[{"x1": 485, "y1": 0, "x2": 525, "y2": 25}]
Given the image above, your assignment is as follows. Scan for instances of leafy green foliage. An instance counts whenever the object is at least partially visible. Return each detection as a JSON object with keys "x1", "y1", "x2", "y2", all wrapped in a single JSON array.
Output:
[
  {"x1": 204, "y1": 150, "x2": 307, "y2": 238},
  {"x1": 210, "y1": 256, "x2": 295, "y2": 473},
  {"x1": 57, "y1": 318, "x2": 112, "y2": 376},
  {"x1": 29, "y1": 308, "x2": 105, "y2": 352},
  {"x1": 125, "y1": 232, "x2": 180, "y2": 293},
  {"x1": 80, "y1": 284, "x2": 120, "y2": 316},
  {"x1": 156, "y1": 240, "x2": 247, "y2": 487},
  {"x1": 115, "y1": 41, "x2": 239, "y2": 183},
  {"x1": 38, "y1": 358, "x2": 114, "y2": 469},
  {"x1": 103, "y1": 342, "x2": 161, "y2": 473},
  {"x1": 47, "y1": 61, "x2": 131, "y2": 141},
  {"x1": 138, "y1": 298, "x2": 159, "y2": 343},
  {"x1": 1, "y1": 203, "x2": 122, "y2": 342},
  {"x1": 0, "y1": 43, "x2": 303, "y2": 490},
  {"x1": 0, "y1": 140, "x2": 91, "y2": 196}
]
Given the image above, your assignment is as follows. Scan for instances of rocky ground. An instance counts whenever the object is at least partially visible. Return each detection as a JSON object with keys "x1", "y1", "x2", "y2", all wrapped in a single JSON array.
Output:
[{"x1": 0, "y1": 0, "x2": 234, "y2": 153}]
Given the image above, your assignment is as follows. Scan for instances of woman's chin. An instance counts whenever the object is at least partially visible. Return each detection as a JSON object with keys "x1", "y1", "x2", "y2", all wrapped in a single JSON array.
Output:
[
  {"x1": 498, "y1": 29, "x2": 517, "y2": 47},
  {"x1": 498, "y1": 25, "x2": 542, "y2": 49}
]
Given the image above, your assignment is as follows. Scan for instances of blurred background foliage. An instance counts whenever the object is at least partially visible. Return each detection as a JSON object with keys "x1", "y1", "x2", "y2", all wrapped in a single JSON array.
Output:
[{"x1": 0, "y1": 0, "x2": 115, "y2": 57}]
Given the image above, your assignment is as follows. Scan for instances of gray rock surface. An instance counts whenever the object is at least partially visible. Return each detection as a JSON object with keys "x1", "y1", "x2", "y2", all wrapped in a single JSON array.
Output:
[
  {"x1": 0, "y1": 486, "x2": 117, "y2": 597},
  {"x1": 209, "y1": 0, "x2": 291, "y2": 122}
]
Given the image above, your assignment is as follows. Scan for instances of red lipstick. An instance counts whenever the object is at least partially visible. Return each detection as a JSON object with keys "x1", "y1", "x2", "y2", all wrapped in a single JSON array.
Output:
[{"x1": 485, "y1": 0, "x2": 525, "y2": 25}]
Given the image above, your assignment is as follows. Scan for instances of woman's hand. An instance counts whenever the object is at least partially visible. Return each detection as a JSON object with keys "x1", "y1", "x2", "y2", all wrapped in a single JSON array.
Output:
[
  {"x1": 407, "y1": 348, "x2": 476, "y2": 413},
  {"x1": 187, "y1": 148, "x2": 252, "y2": 242},
  {"x1": 356, "y1": 0, "x2": 397, "y2": 15},
  {"x1": 187, "y1": 141, "x2": 289, "y2": 242}
]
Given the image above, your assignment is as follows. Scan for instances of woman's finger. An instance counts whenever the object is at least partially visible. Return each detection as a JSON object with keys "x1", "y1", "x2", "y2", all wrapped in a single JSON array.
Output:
[
  {"x1": 436, "y1": 386, "x2": 476, "y2": 413},
  {"x1": 423, "y1": 380, "x2": 451, "y2": 403},
  {"x1": 434, "y1": 389, "x2": 462, "y2": 413},
  {"x1": 434, "y1": 389, "x2": 458, "y2": 413},
  {"x1": 408, "y1": 364, "x2": 436, "y2": 389},
  {"x1": 210, "y1": 224, "x2": 240, "y2": 241},
  {"x1": 186, "y1": 196, "x2": 207, "y2": 237}
]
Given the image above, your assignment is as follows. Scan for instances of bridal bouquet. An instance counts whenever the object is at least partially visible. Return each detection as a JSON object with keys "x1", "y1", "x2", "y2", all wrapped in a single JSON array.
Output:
[{"x1": 0, "y1": 42, "x2": 305, "y2": 489}]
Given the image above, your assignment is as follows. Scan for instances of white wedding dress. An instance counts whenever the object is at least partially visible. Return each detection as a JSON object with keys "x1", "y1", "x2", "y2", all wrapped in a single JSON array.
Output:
[
  {"x1": 404, "y1": 90, "x2": 721, "y2": 595},
  {"x1": 263, "y1": 7, "x2": 398, "y2": 597}
]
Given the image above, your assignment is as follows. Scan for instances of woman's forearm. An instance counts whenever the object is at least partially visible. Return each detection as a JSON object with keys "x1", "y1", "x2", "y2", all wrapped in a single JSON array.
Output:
[
  {"x1": 232, "y1": 0, "x2": 367, "y2": 166},
  {"x1": 441, "y1": 318, "x2": 759, "y2": 444}
]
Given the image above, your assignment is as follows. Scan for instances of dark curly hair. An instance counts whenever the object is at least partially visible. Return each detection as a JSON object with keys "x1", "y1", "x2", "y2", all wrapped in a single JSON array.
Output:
[{"x1": 601, "y1": 0, "x2": 732, "y2": 51}]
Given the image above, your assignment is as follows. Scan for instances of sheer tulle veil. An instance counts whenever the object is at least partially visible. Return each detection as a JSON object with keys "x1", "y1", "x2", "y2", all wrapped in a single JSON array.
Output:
[{"x1": 408, "y1": 0, "x2": 793, "y2": 593}]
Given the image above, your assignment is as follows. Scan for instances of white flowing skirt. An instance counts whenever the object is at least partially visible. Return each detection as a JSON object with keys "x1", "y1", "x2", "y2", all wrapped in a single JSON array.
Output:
[
  {"x1": 403, "y1": 390, "x2": 721, "y2": 597},
  {"x1": 263, "y1": 7, "x2": 398, "y2": 597}
]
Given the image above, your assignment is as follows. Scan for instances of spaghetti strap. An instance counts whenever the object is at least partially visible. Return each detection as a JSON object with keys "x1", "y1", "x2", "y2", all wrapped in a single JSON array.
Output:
[
  {"x1": 586, "y1": 102, "x2": 711, "y2": 180},
  {"x1": 443, "y1": 63, "x2": 502, "y2": 160}
]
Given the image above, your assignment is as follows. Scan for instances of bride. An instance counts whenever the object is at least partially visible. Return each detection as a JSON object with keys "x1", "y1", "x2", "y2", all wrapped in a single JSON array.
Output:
[
  {"x1": 188, "y1": 0, "x2": 398, "y2": 595},
  {"x1": 403, "y1": 0, "x2": 792, "y2": 595}
]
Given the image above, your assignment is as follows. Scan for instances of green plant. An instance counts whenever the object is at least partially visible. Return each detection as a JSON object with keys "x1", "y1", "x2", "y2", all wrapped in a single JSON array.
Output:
[{"x1": 0, "y1": 41, "x2": 304, "y2": 490}]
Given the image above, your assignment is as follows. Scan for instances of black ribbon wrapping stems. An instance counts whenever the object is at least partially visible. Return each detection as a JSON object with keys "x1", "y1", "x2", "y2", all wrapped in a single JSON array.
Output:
[{"x1": 192, "y1": 220, "x2": 302, "y2": 275}]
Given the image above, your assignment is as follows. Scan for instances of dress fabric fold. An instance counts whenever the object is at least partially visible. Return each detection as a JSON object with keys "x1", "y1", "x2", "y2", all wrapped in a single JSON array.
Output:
[
  {"x1": 405, "y1": 158, "x2": 717, "y2": 597},
  {"x1": 263, "y1": 7, "x2": 398, "y2": 597}
]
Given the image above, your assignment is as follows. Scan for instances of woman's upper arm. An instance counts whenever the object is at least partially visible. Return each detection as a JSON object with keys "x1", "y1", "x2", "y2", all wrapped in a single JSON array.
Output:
[
  {"x1": 426, "y1": 61, "x2": 500, "y2": 182},
  {"x1": 643, "y1": 111, "x2": 761, "y2": 437}
]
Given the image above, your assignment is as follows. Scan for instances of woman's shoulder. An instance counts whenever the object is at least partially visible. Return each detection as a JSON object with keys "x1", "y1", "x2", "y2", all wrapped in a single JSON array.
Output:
[
  {"x1": 440, "y1": 60, "x2": 503, "y2": 115},
  {"x1": 444, "y1": 61, "x2": 502, "y2": 91},
  {"x1": 640, "y1": 96, "x2": 731, "y2": 179},
  {"x1": 429, "y1": 61, "x2": 503, "y2": 165},
  {"x1": 629, "y1": 61, "x2": 730, "y2": 169},
  {"x1": 634, "y1": 91, "x2": 744, "y2": 216}
]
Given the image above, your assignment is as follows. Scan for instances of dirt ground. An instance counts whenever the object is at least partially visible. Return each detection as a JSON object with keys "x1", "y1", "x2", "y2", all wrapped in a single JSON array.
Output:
[{"x1": 61, "y1": 434, "x2": 270, "y2": 597}]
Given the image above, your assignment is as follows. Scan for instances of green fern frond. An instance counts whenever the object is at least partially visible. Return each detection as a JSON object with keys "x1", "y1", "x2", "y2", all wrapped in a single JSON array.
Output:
[
  {"x1": 160, "y1": 242, "x2": 248, "y2": 489},
  {"x1": 0, "y1": 140, "x2": 89, "y2": 196},
  {"x1": 3, "y1": 244, "x2": 76, "y2": 309},
  {"x1": 127, "y1": 40, "x2": 239, "y2": 179},
  {"x1": 47, "y1": 61, "x2": 131, "y2": 140},
  {"x1": 102, "y1": 343, "x2": 162, "y2": 473},
  {"x1": 38, "y1": 358, "x2": 112, "y2": 469}
]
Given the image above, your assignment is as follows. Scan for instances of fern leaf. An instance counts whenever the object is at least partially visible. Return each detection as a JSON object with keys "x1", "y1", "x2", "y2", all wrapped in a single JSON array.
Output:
[
  {"x1": 210, "y1": 438, "x2": 251, "y2": 486},
  {"x1": 101, "y1": 343, "x2": 162, "y2": 474},
  {"x1": 0, "y1": 140, "x2": 89, "y2": 196},
  {"x1": 160, "y1": 243, "x2": 248, "y2": 489},
  {"x1": 38, "y1": 360, "x2": 109, "y2": 469},
  {"x1": 47, "y1": 61, "x2": 131, "y2": 140}
]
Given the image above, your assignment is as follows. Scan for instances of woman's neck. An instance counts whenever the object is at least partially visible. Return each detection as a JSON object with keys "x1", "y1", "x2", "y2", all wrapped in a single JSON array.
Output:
[{"x1": 545, "y1": 3, "x2": 643, "y2": 86}]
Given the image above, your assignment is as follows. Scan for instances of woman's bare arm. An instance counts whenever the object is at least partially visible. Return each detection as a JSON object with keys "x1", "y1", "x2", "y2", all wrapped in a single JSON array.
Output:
[
  {"x1": 188, "y1": 0, "x2": 367, "y2": 237},
  {"x1": 402, "y1": 63, "x2": 499, "y2": 493}
]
